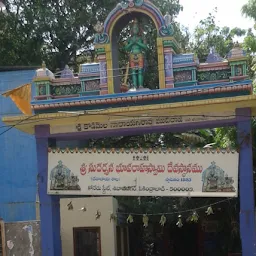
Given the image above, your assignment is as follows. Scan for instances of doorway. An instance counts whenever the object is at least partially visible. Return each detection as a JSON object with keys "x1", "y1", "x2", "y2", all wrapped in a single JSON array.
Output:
[
  {"x1": 73, "y1": 227, "x2": 101, "y2": 256},
  {"x1": 171, "y1": 223, "x2": 199, "y2": 256}
]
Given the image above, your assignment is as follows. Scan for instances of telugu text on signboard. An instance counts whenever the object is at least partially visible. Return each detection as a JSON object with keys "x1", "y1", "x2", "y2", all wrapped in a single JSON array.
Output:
[
  {"x1": 47, "y1": 149, "x2": 238, "y2": 197},
  {"x1": 50, "y1": 111, "x2": 235, "y2": 134}
]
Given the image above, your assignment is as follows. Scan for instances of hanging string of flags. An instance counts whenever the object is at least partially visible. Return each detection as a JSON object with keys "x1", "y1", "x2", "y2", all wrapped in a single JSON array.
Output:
[{"x1": 67, "y1": 197, "x2": 235, "y2": 228}]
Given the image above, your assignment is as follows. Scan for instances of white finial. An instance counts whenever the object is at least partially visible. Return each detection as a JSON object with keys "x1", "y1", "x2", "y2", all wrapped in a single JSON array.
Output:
[
  {"x1": 0, "y1": 1, "x2": 7, "y2": 14},
  {"x1": 42, "y1": 61, "x2": 46, "y2": 69}
]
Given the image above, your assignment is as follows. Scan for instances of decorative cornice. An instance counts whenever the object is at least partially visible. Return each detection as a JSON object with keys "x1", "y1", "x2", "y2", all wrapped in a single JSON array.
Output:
[
  {"x1": 48, "y1": 147, "x2": 238, "y2": 154},
  {"x1": 31, "y1": 83, "x2": 252, "y2": 110},
  {"x1": 198, "y1": 79, "x2": 229, "y2": 85},
  {"x1": 230, "y1": 75, "x2": 249, "y2": 81},
  {"x1": 78, "y1": 74, "x2": 100, "y2": 79},
  {"x1": 173, "y1": 63, "x2": 197, "y2": 69},
  {"x1": 3, "y1": 94, "x2": 256, "y2": 135},
  {"x1": 174, "y1": 66, "x2": 196, "y2": 71},
  {"x1": 228, "y1": 57, "x2": 247, "y2": 62},
  {"x1": 229, "y1": 60, "x2": 247, "y2": 65},
  {"x1": 198, "y1": 62, "x2": 229, "y2": 71},
  {"x1": 174, "y1": 80, "x2": 197, "y2": 86},
  {"x1": 51, "y1": 78, "x2": 80, "y2": 86},
  {"x1": 198, "y1": 66, "x2": 230, "y2": 72}
]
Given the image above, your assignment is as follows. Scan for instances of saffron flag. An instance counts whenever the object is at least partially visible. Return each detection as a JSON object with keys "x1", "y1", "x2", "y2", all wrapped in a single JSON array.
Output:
[{"x1": 2, "y1": 83, "x2": 32, "y2": 115}]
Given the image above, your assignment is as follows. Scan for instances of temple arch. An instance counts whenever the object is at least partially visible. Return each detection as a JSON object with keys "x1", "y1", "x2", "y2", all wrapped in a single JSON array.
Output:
[
  {"x1": 103, "y1": 1, "x2": 166, "y2": 38},
  {"x1": 94, "y1": 0, "x2": 178, "y2": 94}
]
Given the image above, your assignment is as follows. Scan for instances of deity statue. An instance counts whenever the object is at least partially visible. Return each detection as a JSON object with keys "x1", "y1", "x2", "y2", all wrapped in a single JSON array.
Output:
[
  {"x1": 123, "y1": 19, "x2": 148, "y2": 88},
  {"x1": 50, "y1": 160, "x2": 81, "y2": 191}
]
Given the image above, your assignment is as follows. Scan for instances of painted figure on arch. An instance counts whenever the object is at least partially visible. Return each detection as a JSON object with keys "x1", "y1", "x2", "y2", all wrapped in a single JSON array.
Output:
[{"x1": 123, "y1": 18, "x2": 148, "y2": 88}]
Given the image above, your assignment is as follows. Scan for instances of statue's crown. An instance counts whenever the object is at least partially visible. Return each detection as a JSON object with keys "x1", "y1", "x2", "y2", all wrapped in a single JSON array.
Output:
[{"x1": 133, "y1": 18, "x2": 139, "y2": 24}]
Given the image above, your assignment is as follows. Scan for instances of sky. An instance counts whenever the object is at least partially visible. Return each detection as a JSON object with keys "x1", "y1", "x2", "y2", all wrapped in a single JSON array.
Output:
[{"x1": 176, "y1": 0, "x2": 254, "y2": 32}]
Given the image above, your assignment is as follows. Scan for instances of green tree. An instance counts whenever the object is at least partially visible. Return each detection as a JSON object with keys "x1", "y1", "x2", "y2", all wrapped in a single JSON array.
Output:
[
  {"x1": 242, "y1": 0, "x2": 256, "y2": 21},
  {"x1": 191, "y1": 8, "x2": 246, "y2": 62},
  {"x1": 0, "y1": 0, "x2": 118, "y2": 69},
  {"x1": 0, "y1": 0, "x2": 186, "y2": 71},
  {"x1": 0, "y1": 0, "x2": 44, "y2": 66}
]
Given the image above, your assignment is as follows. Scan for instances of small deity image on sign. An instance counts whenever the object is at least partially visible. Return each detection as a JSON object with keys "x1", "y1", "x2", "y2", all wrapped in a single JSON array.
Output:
[
  {"x1": 49, "y1": 160, "x2": 81, "y2": 191},
  {"x1": 202, "y1": 161, "x2": 236, "y2": 193}
]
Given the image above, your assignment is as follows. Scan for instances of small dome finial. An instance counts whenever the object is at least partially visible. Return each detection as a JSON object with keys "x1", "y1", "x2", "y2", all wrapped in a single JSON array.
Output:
[
  {"x1": 42, "y1": 61, "x2": 46, "y2": 69},
  {"x1": 234, "y1": 41, "x2": 240, "y2": 48},
  {"x1": 0, "y1": 0, "x2": 7, "y2": 14},
  {"x1": 60, "y1": 64, "x2": 74, "y2": 79},
  {"x1": 164, "y1": 12, "x2": 172, "y2": 26}
]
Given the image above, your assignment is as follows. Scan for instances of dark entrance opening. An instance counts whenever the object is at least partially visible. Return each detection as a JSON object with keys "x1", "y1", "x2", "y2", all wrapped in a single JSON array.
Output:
[
  {"x1": 171, "y1": 223, "x2": 199, "y2": 256},
  {"x1": 129, "y1": 222, "x2": 200, "y2": 256},
  {"x1": 73, "y1": 227, "x2": 101, "y2": 256}
]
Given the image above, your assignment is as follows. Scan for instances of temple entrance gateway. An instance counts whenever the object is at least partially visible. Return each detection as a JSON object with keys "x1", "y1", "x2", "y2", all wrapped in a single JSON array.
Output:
[
  {"x1": 1, "y1": 0, "x2": 256, "y2": 255},
  {"x1": 50, "y1": 148, "x2": 239, "y2": 255}
]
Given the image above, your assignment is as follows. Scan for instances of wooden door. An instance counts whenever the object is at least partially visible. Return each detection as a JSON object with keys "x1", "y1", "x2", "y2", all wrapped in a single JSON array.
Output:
[{"x1": 73, "y1": 227, "x2": 101, "y2": 256}]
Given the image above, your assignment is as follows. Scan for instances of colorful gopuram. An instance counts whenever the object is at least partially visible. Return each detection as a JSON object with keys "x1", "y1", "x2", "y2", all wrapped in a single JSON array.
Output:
[{"x1": 2, "y1": 0, "x2": 256, "y2": 256}]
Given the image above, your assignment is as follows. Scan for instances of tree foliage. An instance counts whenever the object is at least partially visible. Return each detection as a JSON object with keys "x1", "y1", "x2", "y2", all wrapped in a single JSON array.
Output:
[
  {"x1": 242, "y1": 0, "x2": 256, "y2": 21},
  {"x1": 190, "y1": 8, "x2": 246, "y2": 62},
  {"x1": 0, "y1": 0, "x2": 186, "y2": 71}
]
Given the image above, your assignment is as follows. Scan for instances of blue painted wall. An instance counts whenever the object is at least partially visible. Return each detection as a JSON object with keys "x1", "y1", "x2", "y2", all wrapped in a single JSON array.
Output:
[{"x1": 0, "y1": 69, "x2": 37, "y2": 222}]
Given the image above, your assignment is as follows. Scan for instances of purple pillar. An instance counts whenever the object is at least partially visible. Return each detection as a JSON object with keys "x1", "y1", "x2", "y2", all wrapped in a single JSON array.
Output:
[
  {"x1": 99, "y1": 56, "x2": 108, "y2": 95},
  {"x1": 164, "y1": 48, "x2": 174, "y2": 88},
  {"x1": 35, "y1": 125, "x2": 62, "y2": 256},
  {"x1": 236, "y1": 108, "x2": 256, "y2": 255}
]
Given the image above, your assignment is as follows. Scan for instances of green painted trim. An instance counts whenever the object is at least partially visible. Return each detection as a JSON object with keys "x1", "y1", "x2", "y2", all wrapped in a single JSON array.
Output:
[
  {"x1": 174, "y1": 67, "x2": 196, "y2": 72},
  {"x1": 35, "y1": 81, "x2": 48, "y2": 85},
  {"x1": 162, "y1": 40, "x2": 180, "y2": 53},
  {"x1": 243, "y1": 64, "x2": 246, "y2": 75},
  {"x1": 46, "y1": 84, "x2": 50, "y2": 95},
  {"x1": 192, "y1": 70, "x2": 196, "y2": 81},
  {"x1": 80, "y1": 77, "x2": 100, "y2": 81},
  {"x1": 36, "y1": 86, "x2": 39, "y2": 97},
  {"x1": 229, "y1": 60, "x2": 247, "y2": 65},
  {"x1": 35, "y1": 81, "x2": 49, "y2": 96},
  {"x1": 95, "y1": 48, "x2": 105, "y2": 54},
  {"x1": 231, "y1": 66, "x2": 235, "y2": 77},
  {"x1": 197, "y1": 69, "x2": 231, "y2": 83},
  {"x1": 81, "y1": 81, "x2": 85, "y2": 92},
  {"x1": 79, "y1": 90, "x2": 100, "y2": 96},
  {"x1": 174, "y1": 80, "x2": 197, "y2": 86}
]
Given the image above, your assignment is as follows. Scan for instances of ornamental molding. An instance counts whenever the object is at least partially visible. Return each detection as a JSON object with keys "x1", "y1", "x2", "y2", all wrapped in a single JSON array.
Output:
[
  {"x1": 48, "y1": 147, "x2": 238, "y2": 154},
  {"x1": 31, "y1": 84, "x2": 252, "y2": 110},
  {"x1": 3, "y1": 94, "x2": 256, "y2": 125}
]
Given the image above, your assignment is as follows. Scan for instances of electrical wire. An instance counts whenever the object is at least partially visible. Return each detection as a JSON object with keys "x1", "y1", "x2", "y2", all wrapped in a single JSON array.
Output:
[
  {"x1": 0, "y1": 57, "x2": 234, "y2": 85},
  {"x1": 0, "y1": 114, "x2": 37, "y2": 136},
  {"x1": 0, "y1": 73, "x2": 253, "y2": 132},
  {"x1": 0, "y1": 77, "x2": 252, "y2": 116},
  {"x1": 0, "y1": 197, "x2": 236, "y2": 217},
  {"x1": 0, "y1": 112, "x2": 254, "y2": 131},
  {"x1": 116, "y1": 197, "x2": 235, "y2": 216}
]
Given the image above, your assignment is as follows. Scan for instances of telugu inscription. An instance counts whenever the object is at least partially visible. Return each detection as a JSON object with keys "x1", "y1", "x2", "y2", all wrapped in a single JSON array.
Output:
[
  {"x1": 47, "y1": 150, "x2": 239, "y2": 197},
  {"x1": 50, "y1": 112, "x2": 235, "y2": 134},
  {"x1": 79, "y1": 162, "x2": 203, "y2": 177},
  {"x1": 75, "y1": 114, "x2": 231, "y2": 132}
]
